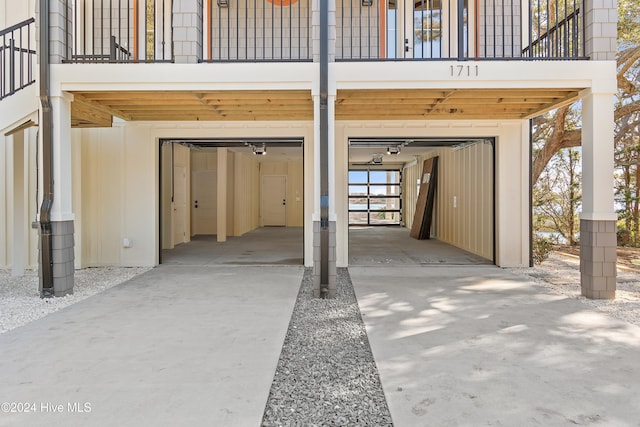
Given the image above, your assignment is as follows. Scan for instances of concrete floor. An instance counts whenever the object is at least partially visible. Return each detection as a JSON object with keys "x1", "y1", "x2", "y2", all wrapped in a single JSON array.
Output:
[
  {"x1": 162, "y1": 227, "x2": 304, "y2": 266},
  {"x1": 350, "y1": 265, "x2": 640, "y2": 426},
  {"x1": 349, "y1": 226, "x2": 492, "y2": 266},
  {"x1": 163, "y1": 226, "x2": 490, "y2": 267},
  {"x1": 0, "y1": 265, "x2": 302, "y2": 427}
]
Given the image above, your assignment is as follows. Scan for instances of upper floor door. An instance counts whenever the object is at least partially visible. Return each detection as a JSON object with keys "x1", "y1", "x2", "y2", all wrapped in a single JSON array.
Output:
[{"x1": 388, "y1": 0, "x2": 475, "y2": 59}]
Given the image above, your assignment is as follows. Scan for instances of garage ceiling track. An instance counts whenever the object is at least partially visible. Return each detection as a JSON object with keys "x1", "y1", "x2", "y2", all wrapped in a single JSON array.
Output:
[
  {"x1": 349, "y1": 137, "x2": 493, "y2": 147},
  {"x1": 165, "y1": 137, "x2": 304, "y2": 148},
  {"x1": 69, "y1": 87, "x2": 582, "y2": 128}
]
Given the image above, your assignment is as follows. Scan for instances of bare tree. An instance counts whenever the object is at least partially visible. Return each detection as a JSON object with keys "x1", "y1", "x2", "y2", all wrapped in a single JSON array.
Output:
[{"x1": 534, "y1": 149, "x2": 581, "y2": 245}]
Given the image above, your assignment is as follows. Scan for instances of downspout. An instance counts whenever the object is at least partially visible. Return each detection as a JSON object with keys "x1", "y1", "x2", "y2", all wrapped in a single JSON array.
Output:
[
  {"x1": 457, "y1": 0, "x2": 465, "y2": 60},
  {"x1": 319, "y1": 0, "x2": 329, "y2": 298},
  {"x1": 39, "y1": 0, "x2": 54, "y2": 298}
]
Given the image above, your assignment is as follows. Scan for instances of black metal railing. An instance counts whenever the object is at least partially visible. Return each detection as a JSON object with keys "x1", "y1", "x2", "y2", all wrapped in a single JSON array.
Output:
[
  {"x1": 337, "y1": 0, "x2": 381, "y2": 60},
  {"x1": 337, "y1": 0, "x2": 586, "y2": 61},
  {"x1": 523, "y1": 1, "x2": 583, "y2": 58},
  {"x1": 0, "y1": 18, "x2": 36, "y2": 100},
  {"x1": 206, "y1": 0, "x2": 312, "y2": 62},
  {"x1": 70, "y1": 35, "x2": 133, "y2": 62},
  {"x1": 67, "y1": 0, "x2": 172, "y2": 63},
  {"x1": 56, "y1": 0, "x2": 587, "y2": 64}
]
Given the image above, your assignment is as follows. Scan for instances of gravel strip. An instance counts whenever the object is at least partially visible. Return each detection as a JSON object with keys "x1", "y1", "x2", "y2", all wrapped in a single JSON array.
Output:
[
  {"x1": 507, "y1": 253, "x2": 640, "y2": 326},
  {"x1": 262, "y1": 267, "x2": 393, "y2": 427},
  {"x1": 0, "y1": 267, "x2": 151, "y2": 335}
]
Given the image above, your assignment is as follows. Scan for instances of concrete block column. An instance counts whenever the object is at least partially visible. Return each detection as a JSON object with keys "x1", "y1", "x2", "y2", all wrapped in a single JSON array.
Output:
[
  {"x1": 35, "y1": 0, "x2": 72, "y2": 63},
  {"x1": 312, "y1": 0, "x2": 336, "y2": 62},
  {"x1": 313, "y1": 221, "x2": 337, "y2": 298},
  {"x1": 173, "y1": 0, "x2": 203, "y2": 63},
  {"x1": 49, "y1": 221, "x2": 75, "y2": 297},
  {"x1": 49, "y1": 0, "x2": 72, "y2": 63},
  {"x1": 580, "y1": 220, "x2": 617, "y2": 299},
  {"x1": 580, "y1": 86, "x2": 617, "y2": 299},
  {"x1": 584, "y1": 0, "x2": 617, "y2": 60}
]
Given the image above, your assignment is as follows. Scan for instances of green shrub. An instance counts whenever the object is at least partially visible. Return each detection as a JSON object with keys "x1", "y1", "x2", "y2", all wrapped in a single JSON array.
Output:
[{"x1": 532, "y1": 235, "x2": 553, "y2": 265}]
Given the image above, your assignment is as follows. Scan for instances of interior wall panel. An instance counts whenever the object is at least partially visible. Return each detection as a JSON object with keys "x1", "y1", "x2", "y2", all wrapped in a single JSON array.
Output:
[
  {"x1": 226, "y1": 152, "x2": 235, "y2": 236},
  {"x1": 161, "y1": 143, "x2": 173, "y2": 249},
  {"x1": 426, "y1": 142, "x2": 493, "y2": 260},
  {"x1": 286, "y1": 161, "x2": 304, "y2": 227},
  {"x1": 233, "y1": 152, "x2": 260, "y2": 236}
]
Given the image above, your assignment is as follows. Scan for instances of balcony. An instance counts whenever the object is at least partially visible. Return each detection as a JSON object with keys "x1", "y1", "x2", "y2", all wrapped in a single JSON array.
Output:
[
  {"x1": 59, "y1": 0, "x2": 585, "y2": 64},
  {"x1": 206, "y1": 0, "x2": 313, "y2": 62},
  {"x1": 66, "y1": 0, "x2": 173, "y2": 63},
  {"x1": 336, "y1": 0, "x2": 585, "y2": 60},
  {"x1": 0, "y1": 18, "x2": 36, "y2": 100}
]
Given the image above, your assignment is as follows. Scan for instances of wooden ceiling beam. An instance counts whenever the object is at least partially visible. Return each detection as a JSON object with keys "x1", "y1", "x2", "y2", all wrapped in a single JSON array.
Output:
[
  {"x1": 130, "y1": 114, "x2": 313, "y2": 121},
  {"x1": 71, "y1": 100, "x2": 113, "y2": 128},
  {"x1": 524, "y1": 94, "x2": 581, "y2": 119},
  {"x1": 73, "y1": 93, "x2": 131, "y2": 121},
  {"x1": 337, "y1": 89, "x2": 581, "y2": 99},
  {"x1": 336, "y1": 113, "x2": 526, "y2": 120}
]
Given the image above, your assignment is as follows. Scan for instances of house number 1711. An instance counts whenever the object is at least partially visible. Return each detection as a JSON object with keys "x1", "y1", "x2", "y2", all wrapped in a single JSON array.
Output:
[{"x1": 450, "y1": 65, "x2": 479, "y2": 77}]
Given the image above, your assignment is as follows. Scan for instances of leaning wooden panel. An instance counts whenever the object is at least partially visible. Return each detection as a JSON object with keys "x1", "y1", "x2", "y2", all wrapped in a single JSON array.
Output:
[{"x1": 410, "y1": 157, "x2": 439, "y2": 240}]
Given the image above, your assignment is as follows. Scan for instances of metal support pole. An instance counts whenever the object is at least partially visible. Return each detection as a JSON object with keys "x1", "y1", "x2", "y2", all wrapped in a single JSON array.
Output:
[
  {"x1": 9, "y1": 38, "x2": 15, "y2": 94},
  {"x1": 457, "y1": 0, "x2": 465, "y2": 60},
  {"x1": 39, "y1": 0, "x2": 54, "y2": 298},
  {"x1": 110, "y1": 35, "x2": 117, "y2": 60},
  {"x1": 319, "y1": 0, "x2": 330, "y2": 298}
]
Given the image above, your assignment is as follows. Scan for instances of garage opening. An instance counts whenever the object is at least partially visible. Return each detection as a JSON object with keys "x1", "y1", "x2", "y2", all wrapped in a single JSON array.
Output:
[
  {"x1": 159, "y1": 138, "x2": 304, "y2": 265},
  {"x1": 348, "y1": 137, "x2": 495, "y2": 266}
]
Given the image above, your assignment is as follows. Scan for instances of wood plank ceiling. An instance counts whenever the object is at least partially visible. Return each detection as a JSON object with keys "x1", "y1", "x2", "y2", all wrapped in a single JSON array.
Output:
[
  {"x1": 70, "y1": 88, "x2": 581, "y2": 127},
  {"x1": 71, "y1": 90, "x2": 315, "y2": 127},
  {"x1": 335, "y1": 88, "x2": 582, "y2": 120}
]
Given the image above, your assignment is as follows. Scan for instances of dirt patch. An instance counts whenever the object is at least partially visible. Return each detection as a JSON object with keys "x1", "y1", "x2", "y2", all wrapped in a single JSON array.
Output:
[{"x1": 555, "y1": 245, "x2": 640, "y2": 270}]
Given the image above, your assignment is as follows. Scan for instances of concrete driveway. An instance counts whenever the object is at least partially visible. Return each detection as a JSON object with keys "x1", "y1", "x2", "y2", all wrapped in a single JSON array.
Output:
[
  {"x1": 3, "y1": 262, "x2": 640, "y2": 426},
  {"x1": 0, "y1": 265, "x2": 302, "y2": 427},
  {"x1": 350, "y1": 265, "x2": 640, "y2": 426}
]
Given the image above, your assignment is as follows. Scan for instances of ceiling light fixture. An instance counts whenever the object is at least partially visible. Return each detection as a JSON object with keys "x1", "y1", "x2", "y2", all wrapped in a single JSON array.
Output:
[
  {"x1": 217, "y1": 0, "x2": 229, "y2": 7},
  {"x1": 362, "y1": 0, "x2": 373, "y2": 6},
  {"x1": 251, "y1": 143, "x2": 267, "y2": 155},
  {"x1": 387, "y1": 146, "x2": 401, "y2": 155}
]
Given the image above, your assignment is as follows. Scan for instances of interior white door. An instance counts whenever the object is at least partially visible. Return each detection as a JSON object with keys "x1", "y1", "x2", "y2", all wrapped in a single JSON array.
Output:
[
  {"x1": 173, "y1": 166, "x2": 188, "y2": 245},
  {"x1": 262, "y1": 175, "x2": 287, "y2": 226},
  {"x1": 191, "y1": 170, "x2": 217, "y2": 235}
]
